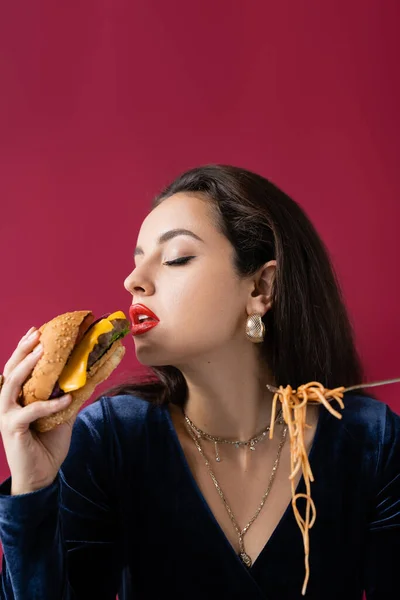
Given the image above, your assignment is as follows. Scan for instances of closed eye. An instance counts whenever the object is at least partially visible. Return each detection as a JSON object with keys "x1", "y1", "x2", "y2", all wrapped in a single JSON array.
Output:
[{"x1": 163, "y1": 256, "x2": 195, "y2": 266}]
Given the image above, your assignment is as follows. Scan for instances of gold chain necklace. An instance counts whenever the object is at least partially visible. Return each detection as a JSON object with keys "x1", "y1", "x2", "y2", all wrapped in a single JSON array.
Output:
[
  {"x1": 184, "y1": 416, "x2": 288, "y2": 568},
  {"x1": 184, "y1": 407, "x2": 284, "y2": 462}
]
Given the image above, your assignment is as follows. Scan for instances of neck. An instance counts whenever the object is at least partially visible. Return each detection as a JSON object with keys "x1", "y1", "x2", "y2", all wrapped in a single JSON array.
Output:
[{"x1": 176, "y1": 343, "x2": 277, "y2": 441}]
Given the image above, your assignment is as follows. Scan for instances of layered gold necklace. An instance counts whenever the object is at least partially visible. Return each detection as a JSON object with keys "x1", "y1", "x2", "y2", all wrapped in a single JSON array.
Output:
[
  {"x1": 183, "y1": 410, "x2": 288, "y2": 568},
  {"x1": 184, "y1": 407, "x2": 284, "y2": 462}
]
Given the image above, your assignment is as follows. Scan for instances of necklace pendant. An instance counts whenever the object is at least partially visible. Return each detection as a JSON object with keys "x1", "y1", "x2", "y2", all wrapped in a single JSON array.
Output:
[
  {"x1": 240, "y1": 552, "x2": 252, "y2": 568},
  {"x1": 250, "y1": 441, "x2": 256, "y2": 451},
  {"x1": 215, "y1": 441, "x2": 221, "y2": 462}
]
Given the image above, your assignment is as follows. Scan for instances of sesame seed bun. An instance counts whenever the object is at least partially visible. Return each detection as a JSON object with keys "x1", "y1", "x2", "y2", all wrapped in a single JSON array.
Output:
[
  {"x1": 32, "y1": 340, "x2": 125, "y2": 432},
  {"x1": 20, "y1": 310, "x2": 127, "y2": 432},
  {"x1": 22, "y1": 311, "x2": 93, "y2": 405}
]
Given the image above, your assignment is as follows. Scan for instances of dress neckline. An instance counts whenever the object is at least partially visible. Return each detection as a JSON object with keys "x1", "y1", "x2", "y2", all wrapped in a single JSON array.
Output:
[{"x1": 163, "y1": 400, "x2": 326, "y2": 572}]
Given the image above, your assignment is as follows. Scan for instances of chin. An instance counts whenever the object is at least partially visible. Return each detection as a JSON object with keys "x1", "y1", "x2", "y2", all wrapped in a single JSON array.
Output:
[
  {"x1": 133, "y1": 345, "x2": 191, "y2": 370},
  {"x1": 134, "y1": 345, "x2": 175, "y2": 368},
  {"x1": 133, "y1": 331, "x2": 211, "y2": 368}
]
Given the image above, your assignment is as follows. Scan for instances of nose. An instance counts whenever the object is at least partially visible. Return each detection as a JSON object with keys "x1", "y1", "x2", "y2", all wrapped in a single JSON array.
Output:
[{"x1": 123, "y1": 268, "x2": 155, "y2": 296}]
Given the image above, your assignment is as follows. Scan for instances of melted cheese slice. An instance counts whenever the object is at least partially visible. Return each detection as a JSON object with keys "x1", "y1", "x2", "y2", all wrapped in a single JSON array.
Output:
[{"x1": 58, "y1": 311, "x2": 127, "y2": 393}]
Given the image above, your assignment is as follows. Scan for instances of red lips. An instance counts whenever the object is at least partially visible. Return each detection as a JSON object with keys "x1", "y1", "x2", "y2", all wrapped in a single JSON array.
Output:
[{"x1": 129, "y1": 304, "x2": 160, "y2": 336}]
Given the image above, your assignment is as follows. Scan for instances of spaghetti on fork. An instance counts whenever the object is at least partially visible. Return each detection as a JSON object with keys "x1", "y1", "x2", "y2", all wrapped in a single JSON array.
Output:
[{"x1": 266, "y1": 377, "x2": 400, "y2": 596}]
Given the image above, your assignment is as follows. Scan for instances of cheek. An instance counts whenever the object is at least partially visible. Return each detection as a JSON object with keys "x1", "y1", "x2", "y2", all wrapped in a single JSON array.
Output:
[
  {"x1": 132, "y1": 264, "x2": 245, "y2": 365},
  {"x1": 133, "y1": 297, "x2": 243, "y2": 367},
  {"x1": 163, "y1": 273, "x2": 242, "y2": 339}
]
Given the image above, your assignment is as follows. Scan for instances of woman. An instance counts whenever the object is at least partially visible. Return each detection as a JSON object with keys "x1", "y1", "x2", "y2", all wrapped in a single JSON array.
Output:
[{"x1": 0, "y1": 164, "x2": 398, "y2": 599}]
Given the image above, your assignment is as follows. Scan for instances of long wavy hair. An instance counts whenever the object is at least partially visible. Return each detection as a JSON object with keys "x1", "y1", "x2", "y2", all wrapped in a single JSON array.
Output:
[{"x1": 98, "y1": 164, "x2": 367, "y2": 406}]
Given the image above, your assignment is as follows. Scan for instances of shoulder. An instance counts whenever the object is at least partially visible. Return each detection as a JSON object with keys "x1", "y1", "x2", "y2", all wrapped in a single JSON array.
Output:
[
  {"x1": 325, "y1": 393, "x2": 400, "y2": 471},
  {"x1": 338, "y1": 393, "x2": 400, "y2": 436},
  {"x1": 74, "y1": 394, "x2": 169, "y2": 450},
  {"x1": 341, "y1": 395, "x2": 400, "y2": 510},
  {"x1": 69, "y1": 395, "x2": 167, "y2": 470},
  {"x1": 78, "y1": 393, "x2": 162, "y2": 430}
]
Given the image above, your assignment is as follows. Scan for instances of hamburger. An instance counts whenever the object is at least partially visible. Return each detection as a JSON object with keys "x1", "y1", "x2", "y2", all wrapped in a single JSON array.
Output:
[{"x1": 21, "y1": 310, "x2": 130, "y2": 432}]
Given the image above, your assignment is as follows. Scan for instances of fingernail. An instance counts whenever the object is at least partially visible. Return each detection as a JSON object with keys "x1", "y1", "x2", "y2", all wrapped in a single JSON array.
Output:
[
  {"x1": 59, "y1": 395, "x2": 72, "y2": 403},
  {"x1": 27, "y1": 330, "x2": 39, "y2": 341},
  {"x1": 19, "y1": 327, "x2": 35, "y2": 344},
  {"x1": 33, "y1": 343, "x2": 43, "y2": 354},
  {"x1": 52, "y1": 394, "x2": 71, "y2": 405}
]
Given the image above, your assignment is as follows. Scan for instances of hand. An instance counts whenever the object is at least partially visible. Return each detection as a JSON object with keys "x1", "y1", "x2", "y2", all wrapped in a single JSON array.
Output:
[{"x1": 0, "y1": 327, "x2": 76, "y2": 495}]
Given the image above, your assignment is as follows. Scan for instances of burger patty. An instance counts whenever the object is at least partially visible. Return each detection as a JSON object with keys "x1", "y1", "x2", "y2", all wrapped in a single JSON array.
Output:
[{"x1": 87, "y1": 318, "x2": 130, "y2": 368}]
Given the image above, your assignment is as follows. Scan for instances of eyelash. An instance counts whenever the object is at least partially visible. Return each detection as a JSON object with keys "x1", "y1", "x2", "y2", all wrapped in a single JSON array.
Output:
[{"x1": 163, "y1": 256, "x2": 195, "y2": 266}]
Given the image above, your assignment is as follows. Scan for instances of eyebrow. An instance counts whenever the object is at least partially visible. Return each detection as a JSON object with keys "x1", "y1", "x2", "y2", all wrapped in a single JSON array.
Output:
[{"x1": 134, "y1": 228, "x2": 204, "y2": 257}]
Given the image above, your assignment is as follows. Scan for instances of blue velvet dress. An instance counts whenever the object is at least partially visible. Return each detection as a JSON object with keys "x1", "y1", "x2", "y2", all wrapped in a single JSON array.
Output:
[{"x1": 0, "y1": 392, "x2": 399, "y2": 599}]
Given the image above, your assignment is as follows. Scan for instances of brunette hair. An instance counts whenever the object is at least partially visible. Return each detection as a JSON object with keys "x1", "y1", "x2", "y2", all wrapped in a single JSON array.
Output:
[{"x1": 98, "y1": 164, "x2": 367, "y2": 406}]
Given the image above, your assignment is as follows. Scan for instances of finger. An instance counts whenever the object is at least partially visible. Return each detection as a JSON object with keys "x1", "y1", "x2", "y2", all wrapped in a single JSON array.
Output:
[
  {"x1": 0, "y1": 344, "x2": 44, "y2": 410},
  {"x1": 3, "y1": 329, "x2": 41, "y2": 379},
  {"x1": 3, "y1": 395, "x2": 72, "y2": 433},
  {"x1": 17, "y1": 327, "x2": 36, "y2": 346}
]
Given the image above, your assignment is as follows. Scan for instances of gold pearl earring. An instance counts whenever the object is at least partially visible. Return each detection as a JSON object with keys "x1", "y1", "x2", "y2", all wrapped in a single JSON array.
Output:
[{"x1": 245, "y1": 313, "x2": 265, "y2": 343}]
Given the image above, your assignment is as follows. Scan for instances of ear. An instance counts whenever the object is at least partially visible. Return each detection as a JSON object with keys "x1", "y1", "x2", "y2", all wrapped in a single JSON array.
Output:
[{"x1": 245, "y1": 260, "x2": 276, "y2": 316}]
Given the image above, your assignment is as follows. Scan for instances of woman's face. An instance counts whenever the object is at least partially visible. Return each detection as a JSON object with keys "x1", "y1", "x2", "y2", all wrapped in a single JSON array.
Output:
[{"x1": 124, "y1": 192, "x2": 253, "y2": 367}]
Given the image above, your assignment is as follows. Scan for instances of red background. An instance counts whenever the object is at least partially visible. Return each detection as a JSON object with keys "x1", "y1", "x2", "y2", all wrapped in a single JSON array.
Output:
[{"x1": 0, "y1": 1, "x2": 399, "y2": 593}]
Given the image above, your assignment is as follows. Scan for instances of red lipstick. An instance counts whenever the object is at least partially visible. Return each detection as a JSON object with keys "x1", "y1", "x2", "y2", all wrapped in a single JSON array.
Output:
[{"x1": 129, "y1": 304, "x2": 160, "y2": 336}]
